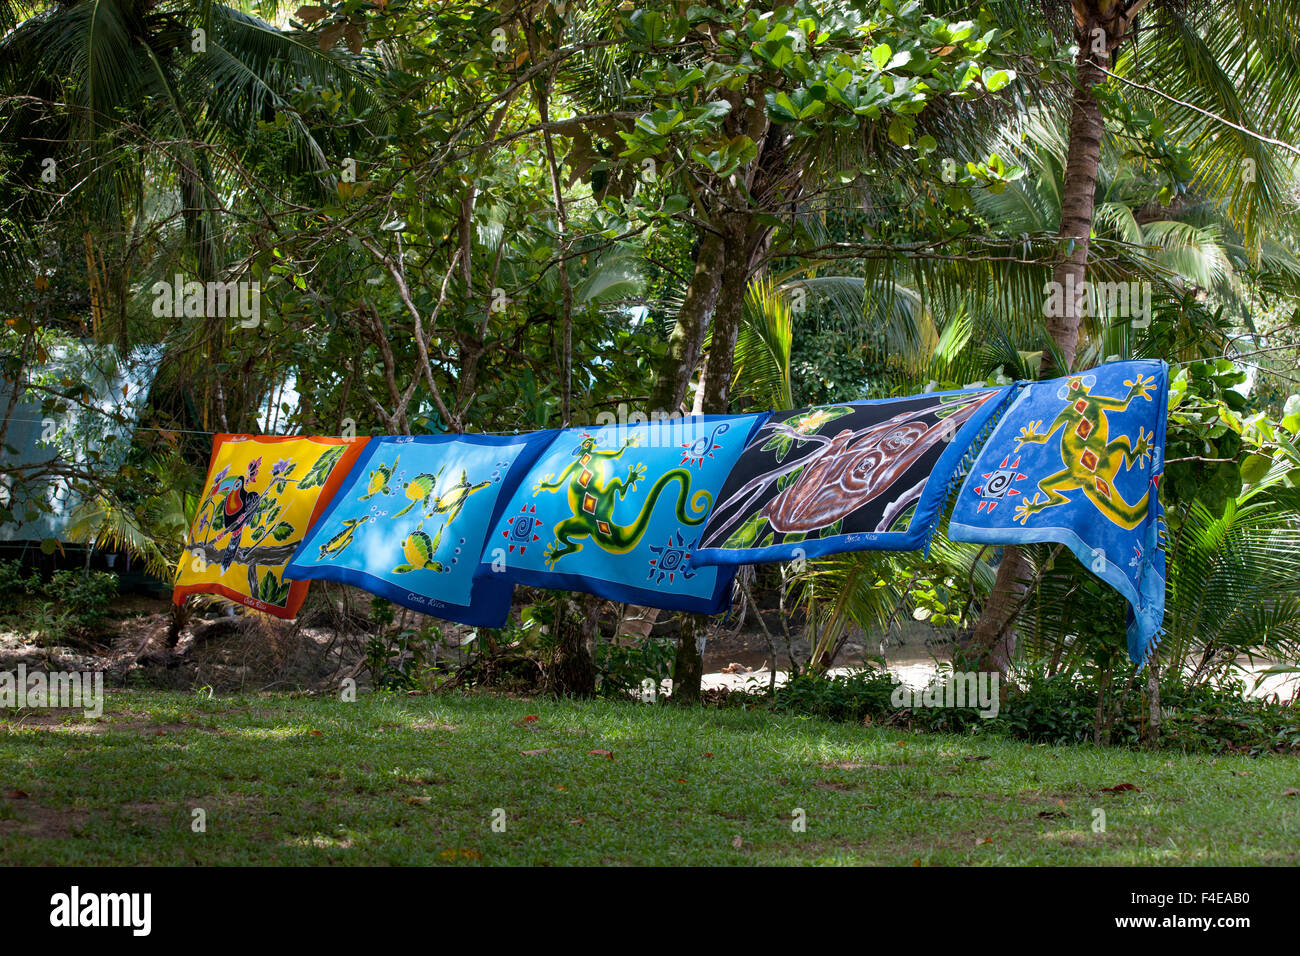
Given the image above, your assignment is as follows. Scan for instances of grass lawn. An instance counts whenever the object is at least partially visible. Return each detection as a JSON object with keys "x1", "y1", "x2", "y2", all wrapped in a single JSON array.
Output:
[{"x1": 1, "y1": 689, "x2": 1298, "y2": 865}]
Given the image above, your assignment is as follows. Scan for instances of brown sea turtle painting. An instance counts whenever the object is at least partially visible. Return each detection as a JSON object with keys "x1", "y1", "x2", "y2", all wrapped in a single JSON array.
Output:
[{"x1": 697, "y1": 389, "x2": 1005, "y2": 559}]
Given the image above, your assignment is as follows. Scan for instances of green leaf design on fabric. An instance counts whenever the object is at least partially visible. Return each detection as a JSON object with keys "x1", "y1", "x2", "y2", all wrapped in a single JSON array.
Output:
[
  {"x1": 299, "y1": 445, "x2": 346, "y2": 489},
  {"x1": 722, "y1": 511, "x2": 770, "y2": 549},
  {"x1": 935, "y1": 391, "x2": 981, "y2": 418},
  {"x1": 257, "y1": 569, "x2": 291, "y2": 606},
  {"x1": 761, "y1": 434, "x2": 794, "y2": 462},
  {"x1": 777, "y1": 465, "x2": 804, "y2": 491},
  {"x1": 886, "y1": 504, "x2": 917, "y2": 531}
]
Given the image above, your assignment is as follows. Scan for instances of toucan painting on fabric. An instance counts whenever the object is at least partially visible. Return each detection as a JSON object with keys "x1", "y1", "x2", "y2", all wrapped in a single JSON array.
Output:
[{"x1": 208, "y1": 472, "x2": 262, "y2": 570}]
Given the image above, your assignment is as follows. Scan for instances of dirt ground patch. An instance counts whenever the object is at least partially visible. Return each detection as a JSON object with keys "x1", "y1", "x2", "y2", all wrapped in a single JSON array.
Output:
[
  {"x1": 0, "y1": 794, "x2": 90, "y2": 841},
  {"x1": 1, "y1": 588, "x2": 955, "y2": 698}
]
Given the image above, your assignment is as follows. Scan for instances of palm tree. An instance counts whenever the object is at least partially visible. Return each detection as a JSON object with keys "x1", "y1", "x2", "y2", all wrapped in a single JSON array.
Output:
[
  {"x1": 742, "y1": 87, "x2": 1300, "y2": 677},
  {"x1": 1017, "y1": 474, "x2": 1300, "y2": 687},
  {"x1": 0, "y1": 0, "x2": 382, "y2": 315},
  {"x1": 969, "y1": 0, "x2": 1300, "y2": 670},
  {"x1": 66, "y1": 477, "x2": 194, "y2": 580},
  {"x1": 1160, "y1": 445, "x2": 1300, "y2": 682}
]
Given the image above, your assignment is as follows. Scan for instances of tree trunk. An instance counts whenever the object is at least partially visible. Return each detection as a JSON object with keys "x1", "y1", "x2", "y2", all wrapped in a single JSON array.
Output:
[
  {"x1": 699, "y1": 218, "x2": 751, "y2": 413},
  {"x1": 646, "y1": 228, "x2": 725, "y2": 702},
  {"x1": 672, "y1": 613, "x2": 706, "y2": 705},
  {"x1": 550, "y1": 593, "x2": 598, "y2": 697},
  {"x1": 1041, "y1": 23, "x2": 1110, "y2": 377},
  {"x1": 969, "y1": 8, "x2": 1119, "y2": 672},
  {"x1": 537, "y1": 79, "x2": 575, "y2": 426},
  {"x1": 165, "y1": 600, "x2": 189, "y2": 650},
  {"x1": 663, "y1": 221, "x2": 753, "y2": 702},
  {"x1": 617, "y1": 604, "x2": 659, "y2": 643},
  {"x1": 648, "y1": 230, "x2": 726, "y2": 414},
  {"x1": 1143, "y1": 650, "x2": 1162, "y2": 746},
  {"x1": 968, "y1": 546, "x2": 1031, "y2": 676},
  {"x1": 650, "y1": 73, "x2": 775, "y2": 417},
  {"x1": 655, "y1": 82, "x2": 777, "y2": 703}
]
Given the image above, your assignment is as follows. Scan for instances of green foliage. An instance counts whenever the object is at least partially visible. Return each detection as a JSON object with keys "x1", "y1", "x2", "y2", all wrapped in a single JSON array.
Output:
[
  {"x1": 788, "y1": 545, "x2": 978, "y2": 674},
  {"x1": 1017, "y1": 548, "x2": 1132, "y2": 675},
  {"x1": 770, "y1": 669, "x2": 898, "y2": 724},
  {"x1": 42, "y1": 568, "x2": 119, "y2": 632},
  {"x1": 363, "y1": 597, "x2": 445, "y2": 691},
  {"x1": 1162, "y1": 483, "x2": 1300, "y2": 679},
  {"x1": 65, "y1": 455, "x2": 195, "y2": 580},
  {"x1": 592, "y1": 638, "x2": 675, "y2": 700},
  {"x1": 0, "y1": 559, "x2": 40, "y2": 602},
  {"x1": 760, "y1": 668, "x2": 1300, "y2": 754},
  {"x1": 790, "y1": 327, "x2": 875, "y2": 405},
  {"x1": 614, "y1": 2, "x2": 1005, "y2": 182},
  {"x1": 1165, "y1": 360, "x2": 1252, "y2": 513},
  {"x1": 730, "y1": 275, "x2": 794, "y2": 410},
  {"x1": 997, "y1": 671, "x2": 1300, "y2": 755}
]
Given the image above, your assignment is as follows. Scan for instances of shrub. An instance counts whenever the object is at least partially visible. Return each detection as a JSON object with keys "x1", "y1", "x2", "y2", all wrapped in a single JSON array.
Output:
[
  {"x1": 43, "y1": 569, "x2": 119, "y2": 632},
  {"x1": 0, "y1": 559, "x2": 39, "y2": 604},
  {"x1": 362, "y1": 597, "x2": 445, "y2": 691},
  {"x1": 770, "y1": 669, "x2": 898, "y2": 723},
  {"x1": 740, "y1": 667, "x2": 1300, "y2": 754},
  {"x1": 593, "y1": 638, "x2": 676, "y2": 700}
]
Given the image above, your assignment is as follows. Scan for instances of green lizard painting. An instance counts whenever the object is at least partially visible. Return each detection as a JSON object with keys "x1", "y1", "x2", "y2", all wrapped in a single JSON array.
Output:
[
  {"x1": 531, "y1": 433, "x2": 712, "y2": 567},
  {"x1": 1011, "y1": 372, "x2": 1157, "y2": 529}
]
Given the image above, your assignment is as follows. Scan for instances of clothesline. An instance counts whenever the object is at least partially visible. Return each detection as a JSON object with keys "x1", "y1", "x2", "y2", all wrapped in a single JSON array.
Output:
[
  {"x1": 0, "y1": 351, "x2": 1276, "y2": 441},
  {"x1": 0, "y1": 417, "x2": 536, "y2": 439},
  {"x1": 2, "y1": 418, "x2": 221, "y2": 438}
]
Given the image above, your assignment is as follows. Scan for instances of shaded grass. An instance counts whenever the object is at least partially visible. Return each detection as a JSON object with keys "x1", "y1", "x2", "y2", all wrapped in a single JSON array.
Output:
[{"x1": 1, "y1": 690, "x2": 1298, "y2": 865}]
